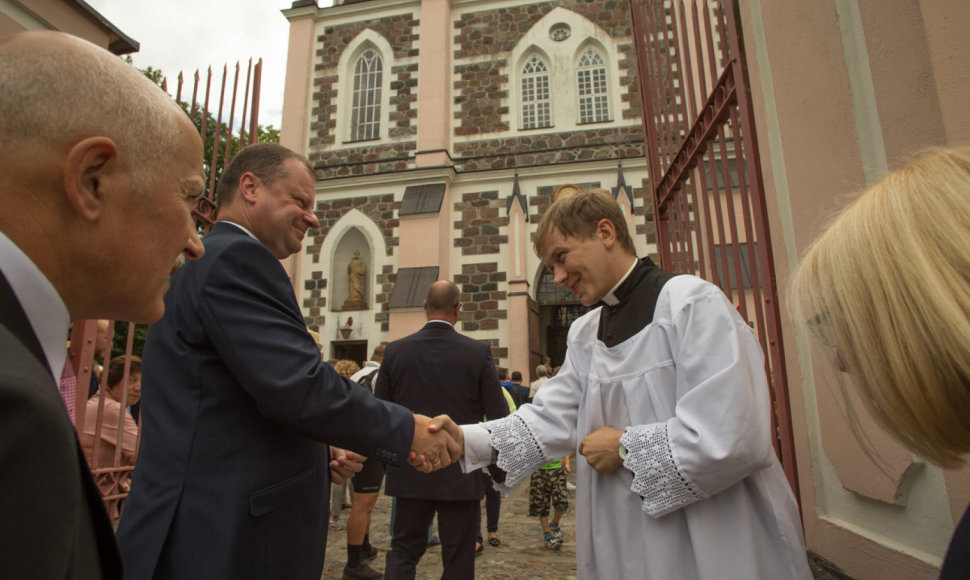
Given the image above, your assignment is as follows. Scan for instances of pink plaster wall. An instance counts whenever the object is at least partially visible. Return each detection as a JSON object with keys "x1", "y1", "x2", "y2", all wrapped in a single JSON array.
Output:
[
  {"x1": 398, "y1": 217, "x2": 440, "y2": 269},
  {"x1": 415, "y1": 0, "x2": 451, "y2": 166},
  {"x1": 742, "y1": 0, "x2": 970, "y2": 575}
]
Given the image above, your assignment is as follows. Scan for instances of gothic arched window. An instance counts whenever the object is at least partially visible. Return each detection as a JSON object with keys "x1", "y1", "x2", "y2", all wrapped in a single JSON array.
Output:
[
  {"x1": 521, "y1": 55, "x2": 552, "y2": 130},
  {"x1": 577, "y1": 47, "x2": 610, "y2": 124},
  {"x1": 351, "y1": 49, "x2": 383, "y2": 141}
]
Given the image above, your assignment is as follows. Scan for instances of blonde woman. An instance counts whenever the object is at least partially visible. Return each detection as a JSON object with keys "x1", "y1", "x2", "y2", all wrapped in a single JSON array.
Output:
[{"x1": 791, "y1": 146, "x2": 970, "y2": 579}]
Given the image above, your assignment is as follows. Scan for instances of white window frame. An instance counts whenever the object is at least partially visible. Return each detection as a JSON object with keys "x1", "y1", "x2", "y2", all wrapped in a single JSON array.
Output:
[
  {"x1": 576, "y1": 46, "x2": 611, "y2": 124},
  {"x1": 350, "y1": 49, "x2": 383, "y2": 141},
  {"x1": 520, "y1": 53, "x2": 553, "y2": 130},
  {"x1": 335, "y1": 30, "x2": 393, "y2": 145}
]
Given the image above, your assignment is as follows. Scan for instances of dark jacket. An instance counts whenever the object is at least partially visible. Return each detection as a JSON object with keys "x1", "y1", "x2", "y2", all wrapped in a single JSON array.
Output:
[
  {"x1": 376, "y1": 321, "x2": 509, "y2": 500},
  {"x1": 0, "y1": 272, "x2": 122, "y2": 579},
  {"x1": 116, "y1": 223, "x2": 414, "y2": 579}
]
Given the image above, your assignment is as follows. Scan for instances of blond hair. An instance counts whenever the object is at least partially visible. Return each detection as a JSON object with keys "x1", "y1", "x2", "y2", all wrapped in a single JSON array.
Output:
[
  {"x1": 533, "y1": 188, "x2": 635, "y2": 257},
  {"x1": 333, "y1": 359, "x2": 361, "y2": 379},
  {"x1": 791, "y1": 146, "x2": 970, "y2": 467}
]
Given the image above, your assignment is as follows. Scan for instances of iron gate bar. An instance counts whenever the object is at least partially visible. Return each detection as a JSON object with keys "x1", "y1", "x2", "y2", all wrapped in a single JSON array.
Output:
[
  {"x1": 723, "y1": 0, "x2": 796, "y2": 478},
  {"x1": 631, "y1": 0, "x2": 799, "y2": 502}
]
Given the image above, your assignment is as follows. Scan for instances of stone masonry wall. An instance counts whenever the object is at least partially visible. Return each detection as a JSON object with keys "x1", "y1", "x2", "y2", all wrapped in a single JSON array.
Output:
[
  {"x1": 454, "y1": 126, "x2": 644, "y2": 172},
  {"x1": 453, "y1": 0, "x2": 641, "y2": 136},
  {"x1": 453, "y1": 60, "x2": 510, "y2": 136},
  {"x1": 455, "y1": 262, "x2": 508, "y2": 335},
  {"x1": 454, "y1": 190, "x2": 508, "y2": 256},
  {"x1": 309, "y1": 14, "x2": 419, "y2": 178},
  {"x1": 301, "y1": 194, "x2": 400, "y2": 331}
]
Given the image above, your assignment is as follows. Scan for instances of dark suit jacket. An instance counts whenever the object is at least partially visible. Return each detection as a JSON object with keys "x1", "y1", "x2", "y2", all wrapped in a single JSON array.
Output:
[
  {"x1": 0, "y1": 272, "x2": 122, "y2": 579},
  {"x1": 375, "y1": 321, "x2": 508, "y2": 501},
  {"x1": 115, "y1": 222, "x2": 415, "y2": 579}
]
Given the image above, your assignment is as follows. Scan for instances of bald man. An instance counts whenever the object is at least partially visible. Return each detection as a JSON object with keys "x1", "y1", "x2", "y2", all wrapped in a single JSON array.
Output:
[
  {"x1": 375, "y1": 281, "x2": 509, "y2": 579},
  {"x1": 0, "y1": 31, "x2": 205, "y2": 579}
]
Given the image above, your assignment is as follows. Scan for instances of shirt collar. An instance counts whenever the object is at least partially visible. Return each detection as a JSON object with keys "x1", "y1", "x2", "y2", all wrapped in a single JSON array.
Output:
[
  {"x1": 427, "y1": 319, "x2": 455, "y2": 328},
  {"x1": 0, "y1": 230, "x2": 70, "y2": 380},
  {"x1": 600, "y1": 257, "x2": 639, "y2": 307},
  {"x1": 220, "y1": 220, "x2": 258, "y2": 240}
]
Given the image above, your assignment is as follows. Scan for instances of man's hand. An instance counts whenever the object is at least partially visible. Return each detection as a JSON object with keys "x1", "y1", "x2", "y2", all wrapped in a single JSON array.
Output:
[
  {"x1": 408, "y1": 414, "x2": 459, "y2": 473},
  {"x1": 330, "y1": 447, "x2": 366, "y2": 484},
  {"x1": 578, "y1": 426, "x2": 625, "y2": 474},
  {"x1": 428, "y1": 414, "x2": 464, "y2": 457}
]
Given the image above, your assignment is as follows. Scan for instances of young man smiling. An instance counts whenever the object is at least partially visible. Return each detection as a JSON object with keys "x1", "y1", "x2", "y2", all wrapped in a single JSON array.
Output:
[{"x1": 435, "y1": 189, "x2": 811, "y2": 579}]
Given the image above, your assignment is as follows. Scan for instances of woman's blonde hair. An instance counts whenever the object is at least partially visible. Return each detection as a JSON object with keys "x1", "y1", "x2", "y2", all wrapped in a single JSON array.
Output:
[
  {"x1": 333, "y1": 359, "x2": 361, "y2": 379},
  {"x1": 791, "y1": 147, "x2": 970, "y2": 467}
]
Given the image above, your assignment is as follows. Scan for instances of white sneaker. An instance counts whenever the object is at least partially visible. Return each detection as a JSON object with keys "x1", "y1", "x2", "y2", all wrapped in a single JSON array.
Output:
[{"x1": 565, "y1": 481, "x2": 576, "y2": 491}]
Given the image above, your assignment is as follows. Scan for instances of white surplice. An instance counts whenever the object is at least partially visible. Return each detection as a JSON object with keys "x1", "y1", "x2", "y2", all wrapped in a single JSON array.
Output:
[{"x1": 465, "y1": 274, "x2": 811, "y2": 579}]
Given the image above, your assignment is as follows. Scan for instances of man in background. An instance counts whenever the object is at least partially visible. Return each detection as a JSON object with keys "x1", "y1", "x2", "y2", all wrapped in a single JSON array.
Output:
[
  {"x1": 117, "y1": 144, "x2": 458, "y2": 580},
  {"x1": 376, "y1": 281, "x2": 509, "y2": 579},
  {"x1": 0, "y1": 30, "x2": 207, "y2": 578},
  {"x1": 528, "y1": 364, "x2": 550, "y2": 401}
]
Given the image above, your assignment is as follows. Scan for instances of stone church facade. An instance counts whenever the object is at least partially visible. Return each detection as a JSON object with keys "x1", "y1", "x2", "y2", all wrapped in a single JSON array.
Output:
[{"x1": 281, "y1": 0, "x2": 655, "y2": 380}]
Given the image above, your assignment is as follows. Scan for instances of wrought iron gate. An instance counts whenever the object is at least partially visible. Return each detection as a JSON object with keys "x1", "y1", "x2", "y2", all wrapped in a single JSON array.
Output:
[{"x1": 630, "y1": 0, "x2": 799, "y2": 500}]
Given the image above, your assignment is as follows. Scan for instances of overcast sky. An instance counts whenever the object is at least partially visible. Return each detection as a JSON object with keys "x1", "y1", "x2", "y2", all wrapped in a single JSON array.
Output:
[{"x1": 85, "y1": 0, "x2": 333, "y2": 130}]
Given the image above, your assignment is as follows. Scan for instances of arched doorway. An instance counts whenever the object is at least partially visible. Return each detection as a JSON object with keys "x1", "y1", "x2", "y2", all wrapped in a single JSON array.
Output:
[{"x1": 535, "y1": 266, "x2": 592, "y2": 371}]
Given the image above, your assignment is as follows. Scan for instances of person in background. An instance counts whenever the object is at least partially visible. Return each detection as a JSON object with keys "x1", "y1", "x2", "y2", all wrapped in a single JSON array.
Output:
[
  {"x1": 539, "y1": 356, "x2": 554, "y2": 378},
  {"x1": 432, "y1": 189, "x2": 811, "y2": 579},
  {"x1": 376, "y1": 280, "x2": 509, "y2": 580},
  {"x1": 80, "y1": 356, "x2": 142, "y2": 518},
  {"x1": 528, "y1": 364, "x2": 550, "y2": 402},
  {"x1": 330, "y1": 359, "x2": 362, "y2": 529},
  {"x1": 476, "y1": 385, "x2": 517, "y2": 554},
  {"x1": 790, "y1": 146, "x2": 970, "y2": 579},
  {"x1": 344, "y1": 345, "x2": 388, "y2": 579},
  {"x1": 0, "y1": 30, "x2": 208, "y2": 578},
  {"x1": 507, "y1": 371, "x2": 530, "y2": 406},
  {"x1": 87, "y1": 319, "x2": 112, "y2": 397},
  {"x1": 528, "y1": 452, "x2": 572, "y2": 550}
]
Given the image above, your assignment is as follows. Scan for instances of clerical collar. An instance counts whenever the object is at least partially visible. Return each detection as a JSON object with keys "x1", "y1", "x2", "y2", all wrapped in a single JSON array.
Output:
[{"x1": 600, "y1": 258, "x2": 639, "y2": 306}]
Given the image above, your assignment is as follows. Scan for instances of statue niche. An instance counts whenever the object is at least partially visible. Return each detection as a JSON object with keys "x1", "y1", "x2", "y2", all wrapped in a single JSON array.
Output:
[{"x1": 341, "y1": 249, "x2": 367, "y2": 310}]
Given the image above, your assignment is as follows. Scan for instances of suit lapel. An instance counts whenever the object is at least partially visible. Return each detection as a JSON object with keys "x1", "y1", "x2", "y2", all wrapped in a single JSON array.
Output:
[{"x1": 0, "y1": 269, "x2": 46, "y2": 366}]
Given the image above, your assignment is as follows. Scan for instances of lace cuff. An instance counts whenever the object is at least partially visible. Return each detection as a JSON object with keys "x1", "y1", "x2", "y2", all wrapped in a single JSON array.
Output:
[
  {"x1": 486, "y1": 414, "x2": 545, "y2": 491},
  {"x1": 621, "y1": 422, "x2": 706, "y2": 518}
]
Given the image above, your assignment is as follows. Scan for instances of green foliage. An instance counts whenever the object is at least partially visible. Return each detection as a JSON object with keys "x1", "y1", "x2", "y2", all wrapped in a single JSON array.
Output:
[
  {"x1": 110, "y1": 322, "x2": 149, "y2": 360},
  {"x1": 128, "y1": 58, "x2": 280, "y2": 196}
]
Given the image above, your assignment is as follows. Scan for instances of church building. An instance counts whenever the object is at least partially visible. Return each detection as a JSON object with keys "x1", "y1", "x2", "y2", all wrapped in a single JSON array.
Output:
[{"x1": 280, "y1": 0, "x2": 654, "y2": 380}]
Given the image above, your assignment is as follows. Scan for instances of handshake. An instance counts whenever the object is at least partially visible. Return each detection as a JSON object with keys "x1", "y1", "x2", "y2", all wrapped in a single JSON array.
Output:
[
  {"x1": 329, "y1": 414, "x2": 466, "y2": 482},
  {"x1": 408, "y1": 414, "x2": 465, "y2": 473}
]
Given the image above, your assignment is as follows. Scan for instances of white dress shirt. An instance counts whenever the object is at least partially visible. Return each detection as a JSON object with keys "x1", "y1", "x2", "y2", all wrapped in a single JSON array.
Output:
[{"x1": 0, "y1": 230, "x2": 69, "y2": 380}]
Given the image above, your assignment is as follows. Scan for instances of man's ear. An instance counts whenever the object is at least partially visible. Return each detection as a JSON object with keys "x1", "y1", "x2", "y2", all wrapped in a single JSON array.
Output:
[
  {"x1": 596, "y1": 218, "x2": 617, "y2": 248},
  {"x1": 63, "y1": 137, "x2": 118, "y2": 221},
  {"x1": 238, "y1": 172, "x2": 261, "y2": 203}
]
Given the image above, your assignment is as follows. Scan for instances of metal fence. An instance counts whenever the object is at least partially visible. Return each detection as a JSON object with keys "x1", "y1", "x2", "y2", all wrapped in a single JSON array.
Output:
[{"x1": 630, "y1": 0, "x2": 799, "y2": 500}]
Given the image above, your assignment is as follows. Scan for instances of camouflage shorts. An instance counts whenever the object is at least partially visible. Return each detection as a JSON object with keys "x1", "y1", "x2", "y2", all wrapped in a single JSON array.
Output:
[{"x1": 528, "y1": 467, "x2": 568, "y2": 517}]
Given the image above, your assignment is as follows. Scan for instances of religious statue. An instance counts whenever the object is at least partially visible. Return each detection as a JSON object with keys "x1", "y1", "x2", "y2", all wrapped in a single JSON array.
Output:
[{"x1": 342, "y1": 249, "x2": 367, "y2": 310}]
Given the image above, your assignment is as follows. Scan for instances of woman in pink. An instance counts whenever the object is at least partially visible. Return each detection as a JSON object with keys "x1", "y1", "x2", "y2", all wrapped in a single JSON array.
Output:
[{"x1": 80, "y1": 355, "x2": 141, "y2": 516}]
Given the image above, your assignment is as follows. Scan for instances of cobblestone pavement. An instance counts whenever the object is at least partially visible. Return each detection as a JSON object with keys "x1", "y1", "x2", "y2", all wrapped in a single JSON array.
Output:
[
  {"x1": 321, "y1": 475, "x2": 579, "y2": 580},
  {"x1": 320, "y1": 473, "x2": 847, "y2": 579}
]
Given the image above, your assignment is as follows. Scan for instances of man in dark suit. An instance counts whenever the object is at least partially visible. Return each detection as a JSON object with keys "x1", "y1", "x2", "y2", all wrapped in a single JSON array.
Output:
[
  {"x1": 376, "y1": 280, "x2": 510, "y2": 579},
  {"x1": 0, "y1": 31, "x2": 208, "y2": 579},
  {"x1": 116, "y1": 143, "x2": 459, "y2": 580}
]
